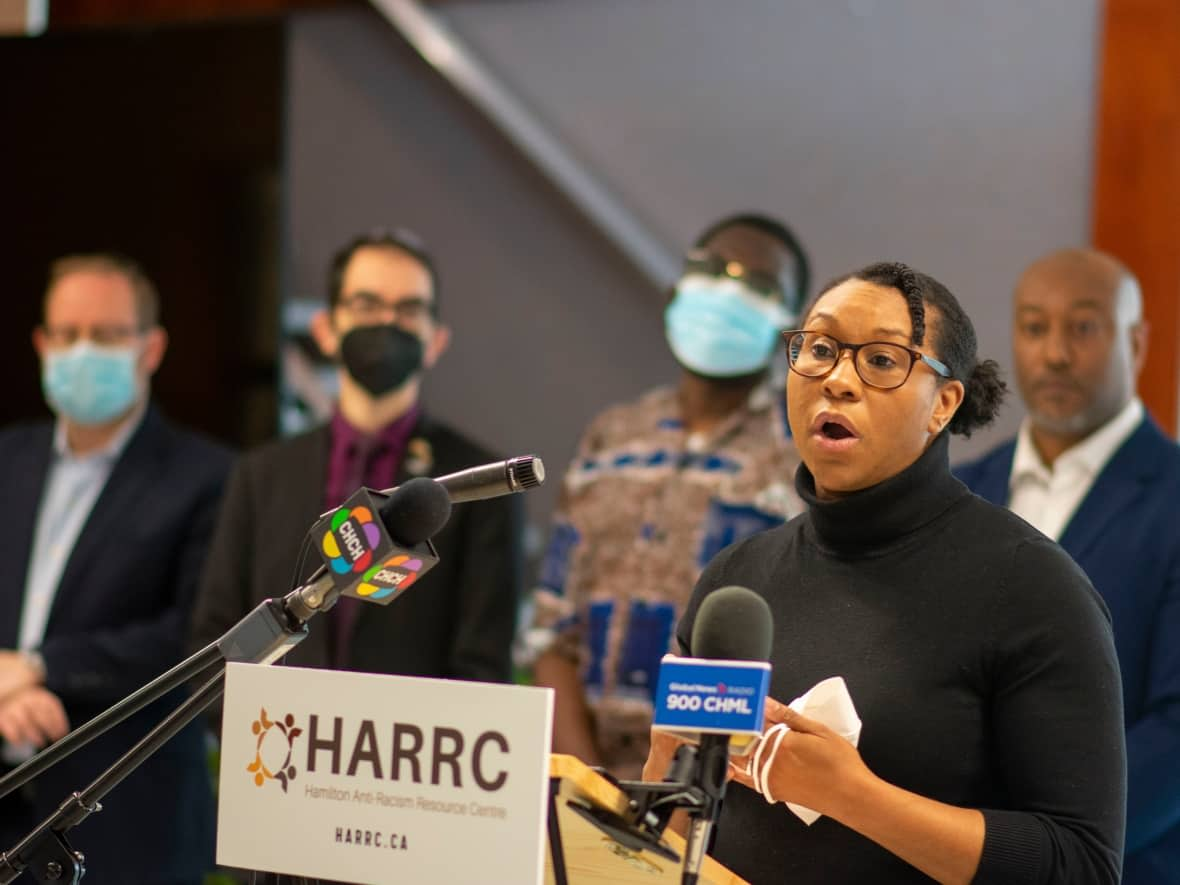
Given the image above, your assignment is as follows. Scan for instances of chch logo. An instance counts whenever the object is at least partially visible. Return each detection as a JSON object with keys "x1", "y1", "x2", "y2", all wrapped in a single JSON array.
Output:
[
  {"x1": 322, "y1": 506, "x2": 382, "y2": 574},
  {"x1": 357, "y1": 553, "x2": 425, "y2": 601},
  {"x1": 248, "y1": 708, "x2": 303, "y2": 793}
]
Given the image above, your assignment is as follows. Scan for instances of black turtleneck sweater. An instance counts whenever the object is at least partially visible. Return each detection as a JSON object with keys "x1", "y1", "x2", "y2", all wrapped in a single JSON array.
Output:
[{"x1": 677, "y1": 433, "x2": 1125, "y2": 885}]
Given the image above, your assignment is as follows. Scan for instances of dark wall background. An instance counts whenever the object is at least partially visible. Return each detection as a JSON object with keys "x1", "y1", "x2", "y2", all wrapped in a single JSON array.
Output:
[
  {"x1": 284, "y1": 1, "x2": 1100, "y2": 534},
  {"x1": 0, "y1": 1, "x2": 1105, "y2": 544},
  {"x1": 285, "y1": 7, "x2": 677, "y2": 532},
  {"x1": 435, "y1": 0, "x2": 1101, "y2": 466},
  {"x1": 0, "y1": 20, "x2": 285, "y2": 445}
]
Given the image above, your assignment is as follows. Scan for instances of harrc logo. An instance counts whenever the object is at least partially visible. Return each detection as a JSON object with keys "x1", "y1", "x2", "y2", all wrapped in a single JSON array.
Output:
[
  {"x1": 241, "y1": 708, "x2": 510, "y2": 795},
  {"x1": 248, "y1": 708, "x2": 303, "y2": 793}
]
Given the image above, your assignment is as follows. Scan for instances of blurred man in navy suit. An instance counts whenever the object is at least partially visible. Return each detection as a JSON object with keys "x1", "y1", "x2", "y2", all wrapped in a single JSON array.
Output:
[
  {"x1": 956, "y1": 248, "x2": 1180, "y2": 884},
  {"x1": 0, "y1": 253, "x2": 231, "y2": 884}
]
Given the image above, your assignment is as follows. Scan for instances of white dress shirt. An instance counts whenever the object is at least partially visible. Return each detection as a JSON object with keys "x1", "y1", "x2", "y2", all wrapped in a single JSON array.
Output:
[
  {"x1": 1008, "y1": 397, "x2": 1143, "y2": 541},
  {"x1": 17, "y1": 406, "x2": 145, "y2": 652}
]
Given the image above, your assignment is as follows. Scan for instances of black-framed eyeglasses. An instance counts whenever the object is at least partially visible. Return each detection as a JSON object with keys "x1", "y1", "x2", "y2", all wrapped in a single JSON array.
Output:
[
  {"x1": 682, "y1": 249, "x2": 787, "y2": 303},
  {"x1": 338, "y1": 291, "x2": 436, "y2": 324},
  {"x1": 782, "y1": 330, "x2": 953, "y2": 390}
]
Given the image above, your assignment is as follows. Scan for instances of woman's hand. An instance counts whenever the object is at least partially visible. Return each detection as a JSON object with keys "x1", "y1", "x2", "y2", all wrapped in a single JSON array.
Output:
[
  {"x1": 642, "y1": 728, "x2": 684, "y2": 782},
  {"x1": 730, "y1": 698, "x2": 872, "y2": 817},
  {"x1": 729, "y1": 695, "x2": 788, "y2": 787},
  {"x1": 734, "y1": 698, "x2": 984, "y2": 884}
]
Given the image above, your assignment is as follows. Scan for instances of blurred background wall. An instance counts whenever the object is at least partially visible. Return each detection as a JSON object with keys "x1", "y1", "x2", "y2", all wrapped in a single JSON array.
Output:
[
  {"x1": 0, "y1": 17, "x2": 285, "y2": 444},
  {"x1": 3, "y1": 0, "x2": 1177, "y2": 544},
  {"x1": 284, "y1": 0, "x2": 1100, "y2": 530}
]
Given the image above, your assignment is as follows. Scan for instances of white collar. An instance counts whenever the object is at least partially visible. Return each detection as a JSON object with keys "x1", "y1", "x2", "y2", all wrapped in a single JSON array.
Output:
[
  {"x1": 1012, "y1": 397, "x2": 1143, "y2": 483},
  {"x1": 53, "y1": 399, "x2": 148, "y2": 463}
]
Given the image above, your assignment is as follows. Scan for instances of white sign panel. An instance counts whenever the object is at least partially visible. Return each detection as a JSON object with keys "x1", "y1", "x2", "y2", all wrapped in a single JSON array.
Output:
[{"x1": 217, "y1": 663, "x2": 554, "y2": 885}]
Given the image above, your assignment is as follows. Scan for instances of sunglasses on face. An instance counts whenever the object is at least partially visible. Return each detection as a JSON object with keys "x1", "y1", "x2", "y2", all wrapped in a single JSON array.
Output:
[{"x1": 681, "y1": 250, "x2": 788, "y2": 303}]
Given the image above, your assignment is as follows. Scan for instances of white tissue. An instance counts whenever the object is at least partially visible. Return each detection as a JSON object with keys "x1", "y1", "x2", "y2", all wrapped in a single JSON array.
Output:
[{"x1": 750, "y1": 675, "x2": 862, "y2": 824}]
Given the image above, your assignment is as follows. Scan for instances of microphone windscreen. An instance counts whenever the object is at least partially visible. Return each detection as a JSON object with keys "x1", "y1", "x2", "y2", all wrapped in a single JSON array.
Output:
[
  {"x1": 509, "y1": 455, "x2": 545, "y2": 490},
  {"x1": 691, "y1": 585, "x2": 773, "y2": 662},
  {"x1": 378, "y1": 477, "x2": 453, "y2": 545}
]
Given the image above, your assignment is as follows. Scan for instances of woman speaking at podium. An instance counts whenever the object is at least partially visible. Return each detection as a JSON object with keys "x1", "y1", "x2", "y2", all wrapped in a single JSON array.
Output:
[{"x1": 646, "y1": 262, "x2": 1125, "y2": 884}]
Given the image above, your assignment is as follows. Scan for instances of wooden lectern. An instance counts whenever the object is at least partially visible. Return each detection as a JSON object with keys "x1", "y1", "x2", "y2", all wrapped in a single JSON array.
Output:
[{"x1": 545, "y1": 755, "x2": 747, "y2": 885}]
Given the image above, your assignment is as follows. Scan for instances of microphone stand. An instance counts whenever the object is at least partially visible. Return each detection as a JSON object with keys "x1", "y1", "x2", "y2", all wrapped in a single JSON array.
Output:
[
  {"x1": 0, "y1": 572, "x2": 340, "y2": 884},
  {"x1": 564, "y1": 740, "x2": 729, "y2": 885},
  {"x1": 678, "y1": 735, "x2": 729, "y2": 885}
]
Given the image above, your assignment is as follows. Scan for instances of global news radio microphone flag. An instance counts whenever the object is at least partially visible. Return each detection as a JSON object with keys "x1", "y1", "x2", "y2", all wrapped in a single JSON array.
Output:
[
  {"x1": 651, "y1": 586, "x2": 771, "y2": 885},
  {"x1": 652, "y1": 656, "x2": 770, "y2": 754},
  {"x1": 652, "y1": 586, "x2": 772, "y2": 753}
]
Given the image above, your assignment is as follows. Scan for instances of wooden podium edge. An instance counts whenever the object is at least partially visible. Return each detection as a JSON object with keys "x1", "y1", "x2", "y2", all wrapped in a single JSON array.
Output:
[{"x1": 546, "y1": 754, "x2": 748, "y2": 885}]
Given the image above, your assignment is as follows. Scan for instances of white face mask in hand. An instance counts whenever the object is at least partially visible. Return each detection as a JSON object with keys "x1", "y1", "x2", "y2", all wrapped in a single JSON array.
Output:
[
  {"x1": 741, "y1": 676, "x2": 862, "y2": 821},
  {"x1": 753, "y1": 722, "x2": 792, "y2": 803}
]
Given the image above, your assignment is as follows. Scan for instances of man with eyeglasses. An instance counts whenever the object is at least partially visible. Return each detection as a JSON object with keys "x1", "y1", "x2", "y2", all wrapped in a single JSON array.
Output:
[
  {"x1": 191, "y1": 231, "x2": 521, "y2": 690},
  {"x1": 0, "y1": 253, "x2": 232, "y2": 884},
  {"x1": 955, "y1": 248, "x2": 1180, "y2": 884},
  {"x1": 527, "y1": 214, "x2": 809, "y2": 779}
]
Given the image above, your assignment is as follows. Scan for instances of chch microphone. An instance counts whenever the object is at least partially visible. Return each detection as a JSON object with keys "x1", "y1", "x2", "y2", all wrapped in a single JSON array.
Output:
[
  {"x1": 652, "y1": 586, "x2": 773, "y2": 885},
  {"x1": 311, "y1": 476, "x2": 452, "y2": 605},
  {"x1": 219, "y1": 478, "x2": 453, "y2": 665},
  {"x1": 405, "y1": 454, "x2": 545, "y2": 504}
]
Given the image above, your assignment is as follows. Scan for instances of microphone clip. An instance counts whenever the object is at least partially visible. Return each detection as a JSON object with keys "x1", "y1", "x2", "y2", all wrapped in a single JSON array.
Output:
[{"x1": 566, "y1": 741, "x2": 727, "y2": 868}]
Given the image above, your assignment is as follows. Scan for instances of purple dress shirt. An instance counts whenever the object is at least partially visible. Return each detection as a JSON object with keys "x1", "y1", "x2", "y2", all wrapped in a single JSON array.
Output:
[{"x1": 323, "y1": 404, "x2": 422, "y2": 667}]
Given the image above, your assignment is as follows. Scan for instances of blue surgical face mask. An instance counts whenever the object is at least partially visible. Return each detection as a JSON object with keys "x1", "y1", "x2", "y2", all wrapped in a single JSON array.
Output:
[
  {"x1": 42, "y1": 342, "x2": 141, "y2": 425},
  {"x1": 665, "y1": 275, "x2": 792, "y2": 378}
]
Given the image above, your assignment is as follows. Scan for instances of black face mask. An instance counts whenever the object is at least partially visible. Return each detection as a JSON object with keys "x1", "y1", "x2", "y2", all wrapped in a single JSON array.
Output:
[{"x1": 339, "y1": 324, "x2": 425, "y2": 397}]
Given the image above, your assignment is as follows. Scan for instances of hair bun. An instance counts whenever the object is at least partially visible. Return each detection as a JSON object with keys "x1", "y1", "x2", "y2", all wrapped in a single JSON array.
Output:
[{"x1": 949, "y1": 359, "x2": 1007, "y2": 437}]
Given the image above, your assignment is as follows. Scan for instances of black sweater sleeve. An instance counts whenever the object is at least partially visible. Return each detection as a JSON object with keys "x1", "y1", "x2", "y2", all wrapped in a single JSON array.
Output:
[{"x1": 974, "y1": 537, "x2": 1126, "y2": 885}]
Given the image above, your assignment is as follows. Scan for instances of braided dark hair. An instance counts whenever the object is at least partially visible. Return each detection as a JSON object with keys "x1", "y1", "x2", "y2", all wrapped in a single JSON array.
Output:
[{"x1": 816, "y1": 261, "x2": 1006, "y2": 437}]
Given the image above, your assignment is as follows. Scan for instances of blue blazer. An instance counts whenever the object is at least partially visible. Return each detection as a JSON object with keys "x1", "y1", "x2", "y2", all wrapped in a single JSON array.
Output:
[
  {"x1": 0, "y1": 407, "x2": 231, "y2": 885},
  {"x1": 956, "y1": 417, "x2": 1180, "y2": 884}
]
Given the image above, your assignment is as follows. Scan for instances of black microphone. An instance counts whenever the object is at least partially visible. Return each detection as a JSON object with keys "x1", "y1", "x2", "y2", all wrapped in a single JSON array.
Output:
[
  {"x1": 371, "y1": 475, "x2": 454, "y2": 544},
  {"x1": 225, "y1": 479, "x2": 453, "y2": 661},
  {"x1": 403, "y1": 454, "x2": 545, "y2": 504},
  {"x1": 312, "y1": 476, "x2": 451, "y2": 602},
  {"x1": 310, "y1": 456, "x2": 544, "y2": 521},
  {"x1": 681, "y1": 586, "x2": 773, "y2": 885}
]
